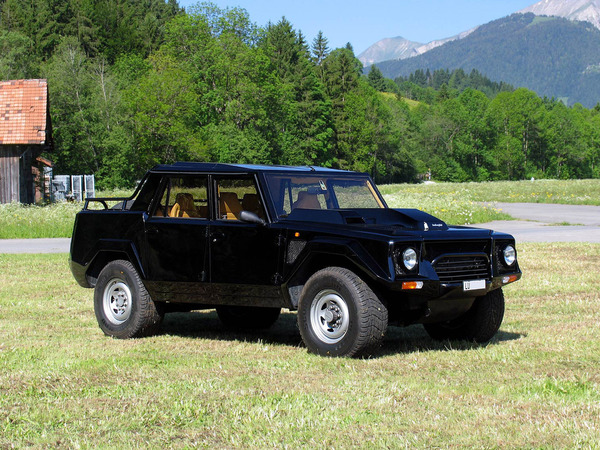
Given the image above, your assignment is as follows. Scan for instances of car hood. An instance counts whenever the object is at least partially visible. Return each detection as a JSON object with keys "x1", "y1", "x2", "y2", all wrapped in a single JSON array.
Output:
[
  {"x1": 283, "y1": 208, "x2": 444, "y2": 230},
  {"x1": 281, "y1": 208, "x2": 503, "y2": 239}
]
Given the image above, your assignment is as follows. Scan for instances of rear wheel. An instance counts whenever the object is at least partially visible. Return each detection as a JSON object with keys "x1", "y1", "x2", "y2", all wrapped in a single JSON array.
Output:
[
  {"x1": 216, "y1": 306, "x2": 281, "y2": 329},
  {"x1": 423, "y1": 288, "x2": 505, "y2": 343},
  {"x1": 298, "y1": 267, "x2": 388, "y2": 357},
  {"x1": 94, "y1": 260, "x2": 163, "y2": 338}
]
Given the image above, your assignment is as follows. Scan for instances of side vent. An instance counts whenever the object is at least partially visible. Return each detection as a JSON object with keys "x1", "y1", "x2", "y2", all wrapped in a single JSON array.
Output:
[{"x1": 287, "y1": 240, "x2": 307, "y2": 264}]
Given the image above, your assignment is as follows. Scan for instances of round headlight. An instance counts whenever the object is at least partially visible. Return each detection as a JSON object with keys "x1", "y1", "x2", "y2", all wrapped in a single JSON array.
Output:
[
  {"x1": 503, "y1": 245, "x2": 516, "y2": 266},
  {"x1": 402, "y1": 248, "x2": 418, "y2": 271}
]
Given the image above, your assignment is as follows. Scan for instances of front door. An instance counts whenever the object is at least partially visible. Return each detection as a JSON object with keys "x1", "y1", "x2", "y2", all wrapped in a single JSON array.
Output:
[{"x1": 208, "y1": 175, "x2": 283, "y2": 307}]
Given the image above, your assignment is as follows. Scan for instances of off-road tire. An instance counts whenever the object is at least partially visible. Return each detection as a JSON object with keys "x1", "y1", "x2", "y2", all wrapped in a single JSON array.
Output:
[
  {"x1": 94, "y1": 259, "x2": 164, "y2": 339},
  {"x1": 423, "y1": 288, "x2": 505, "y2": 343},
  {"x1": 216, "y1": 306, "x2": 281, "y2": 329},
  {"x1": 298, "y1": 267, "x2": 388, "y2": 357}
]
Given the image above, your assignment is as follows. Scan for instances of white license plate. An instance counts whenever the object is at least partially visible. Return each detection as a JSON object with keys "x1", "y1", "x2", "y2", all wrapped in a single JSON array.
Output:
[{"x1": 463, "y1": 280, "x2": 486, "y2": 291}]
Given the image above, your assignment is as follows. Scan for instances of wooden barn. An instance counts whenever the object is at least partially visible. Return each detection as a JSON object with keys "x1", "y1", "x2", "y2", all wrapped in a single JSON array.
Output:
[{"x1": 0, "y1": 79, "x2": 53, "y2": 204}]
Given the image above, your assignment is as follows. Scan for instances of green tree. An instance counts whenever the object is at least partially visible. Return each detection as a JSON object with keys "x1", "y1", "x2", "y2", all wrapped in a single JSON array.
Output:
[
  {"x1": 367, "y1": 65, "x2": 386, "y2": 92},
  {"x1": 486, "y1": 88, "x2": 543, "y2": 179},
  {"x1": 0, "y1": 30, "x2": 38, "y2": 79}
]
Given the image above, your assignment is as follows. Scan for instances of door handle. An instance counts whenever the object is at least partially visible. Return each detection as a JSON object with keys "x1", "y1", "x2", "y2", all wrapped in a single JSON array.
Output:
[
  {"x1": 146, "y1": 227, "x2": 159, "y2": 234},
  {"x1": 211, "y1": 231, "x2": 225, "y2": 243}
]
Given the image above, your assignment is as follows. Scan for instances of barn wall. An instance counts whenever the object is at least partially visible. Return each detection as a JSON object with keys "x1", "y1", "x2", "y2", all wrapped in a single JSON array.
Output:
[{"x1": 0, "y1": 147, "x2": 20, "y2": 203}]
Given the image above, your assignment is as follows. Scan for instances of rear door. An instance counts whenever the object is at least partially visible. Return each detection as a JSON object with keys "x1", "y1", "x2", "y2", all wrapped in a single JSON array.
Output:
[{"x1": 143, "y1": 174, "x2": 210, "y2": 301}]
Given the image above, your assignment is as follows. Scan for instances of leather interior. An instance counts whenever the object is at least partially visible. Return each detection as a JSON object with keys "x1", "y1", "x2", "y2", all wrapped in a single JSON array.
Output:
[
  {"x1": 219, "y1": 192, "x2": 243, "y2": 220},
  {"x1": 242, "y1": 193, "x2": 263, "y2": 217},
  {"x1": 293, "y1": 191, "x2": 321, "y2": 209},
  {"x1": 170, "y1": 193, "x2": 200, "y2": 218}
]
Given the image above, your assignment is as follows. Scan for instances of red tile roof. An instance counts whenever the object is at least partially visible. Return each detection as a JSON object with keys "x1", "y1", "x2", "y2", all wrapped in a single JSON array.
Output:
[{"x1": 0, "y1": 79, "x2": 49, "y2": 145}]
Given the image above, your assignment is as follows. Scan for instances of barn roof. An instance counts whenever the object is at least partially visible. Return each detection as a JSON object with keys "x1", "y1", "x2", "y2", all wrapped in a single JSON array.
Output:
[{"x1": 0, "y1": 79, "x2": 50, "y2": 146}]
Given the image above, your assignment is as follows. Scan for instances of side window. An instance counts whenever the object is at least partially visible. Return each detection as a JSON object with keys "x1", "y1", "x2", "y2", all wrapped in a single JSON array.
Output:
[
  {"x1": 154, "y1": 176, "x2": 209, "y2": 219},
  {"x1": 290, "y1": 185, "x2": 328, "y2": 211},
  {"x1": 215, "y1": 177, "x2": 265, "y2": 221}
]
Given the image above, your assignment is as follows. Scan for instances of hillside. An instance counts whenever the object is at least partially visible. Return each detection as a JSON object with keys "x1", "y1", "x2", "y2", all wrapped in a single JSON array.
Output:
[{"x1": 376, "y1": 13, "x2": 600, "y2": 107}]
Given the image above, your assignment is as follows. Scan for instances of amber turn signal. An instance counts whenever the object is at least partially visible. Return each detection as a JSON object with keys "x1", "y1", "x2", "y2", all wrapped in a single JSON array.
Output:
[{"x1": 402, "y1": 281, "x2": 424, "y2": 290}]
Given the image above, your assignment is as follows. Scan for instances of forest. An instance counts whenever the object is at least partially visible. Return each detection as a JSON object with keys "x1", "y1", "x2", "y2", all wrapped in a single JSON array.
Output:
[{"x1": 1, "y1": 0, "x2": 599, "y2": 188}]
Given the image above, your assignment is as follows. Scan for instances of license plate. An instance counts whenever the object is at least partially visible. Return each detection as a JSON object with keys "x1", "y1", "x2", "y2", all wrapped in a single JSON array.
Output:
[{"x1": 463, "y1": 280, "x2": 486, "y2": 291}]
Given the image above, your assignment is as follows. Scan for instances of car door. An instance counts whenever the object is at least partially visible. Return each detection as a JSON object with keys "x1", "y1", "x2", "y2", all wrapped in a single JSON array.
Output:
[
  {"x1": 143, "y1": 174, "x2": 211, "y2": 302},
  {"x1": 208, "y1": 175, "x2": 284, "y2": 307}
]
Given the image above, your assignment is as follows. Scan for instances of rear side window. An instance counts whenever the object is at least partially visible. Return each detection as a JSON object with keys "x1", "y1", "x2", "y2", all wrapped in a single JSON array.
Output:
[{"x1": 153, "y1": 176, "x2": 209, "y2": 219}]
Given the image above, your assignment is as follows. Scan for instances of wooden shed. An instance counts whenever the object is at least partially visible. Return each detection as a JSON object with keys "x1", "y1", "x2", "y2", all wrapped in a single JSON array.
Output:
[{"x1": 0, "y1": 79, "x2": 53, "y2": 204}]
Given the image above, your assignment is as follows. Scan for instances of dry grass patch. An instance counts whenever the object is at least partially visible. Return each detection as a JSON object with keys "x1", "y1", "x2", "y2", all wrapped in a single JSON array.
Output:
[{"x1": 1, "y1": 245, "x2": 600, "y2": 448}]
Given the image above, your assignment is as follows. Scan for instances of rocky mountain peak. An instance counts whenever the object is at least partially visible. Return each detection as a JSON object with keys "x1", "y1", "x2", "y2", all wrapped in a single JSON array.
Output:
[{"x1": 519, "y1": 0, "x2": 600, "y2": 29}]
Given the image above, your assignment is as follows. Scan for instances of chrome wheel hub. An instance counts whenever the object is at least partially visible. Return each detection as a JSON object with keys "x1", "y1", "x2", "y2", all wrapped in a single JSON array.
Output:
[
  {"x1": 103, "y1": 278, "x2": 133, "y2": 325},
  {"x1": 310, "y1": 289, "x2": 350, "y2": 344}
]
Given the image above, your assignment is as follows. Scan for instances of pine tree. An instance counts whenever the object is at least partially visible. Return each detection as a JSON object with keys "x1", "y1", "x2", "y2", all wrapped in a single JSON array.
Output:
[
  {"x1": 311, "y1": 31, "x2": 329, "y2": 66},
  {"x1": 367, "y1": 65, "x2": 386, "y2": 92}
]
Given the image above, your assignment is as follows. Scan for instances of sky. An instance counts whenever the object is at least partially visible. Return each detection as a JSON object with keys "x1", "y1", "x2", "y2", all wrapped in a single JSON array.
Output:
[{"x1": 177, "y1": 0, "x2": 539, "y2": 55}]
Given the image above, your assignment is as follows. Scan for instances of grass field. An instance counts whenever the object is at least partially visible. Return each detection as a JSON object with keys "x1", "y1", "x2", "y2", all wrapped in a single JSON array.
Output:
[
  {"x1": 0, "y1": 179, "x2": 599, "y2": 239},
  {"x1": 1, "y1": 244, "x2": 599, "y2": 448},
  {"x1": 380, "y1": 178, "x2": 600, "y2": 206}
]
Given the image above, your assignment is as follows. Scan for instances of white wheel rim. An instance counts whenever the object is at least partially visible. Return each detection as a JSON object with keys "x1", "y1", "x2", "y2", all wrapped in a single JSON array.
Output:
[
  {"x1": 103, "y1": 278, "x2": 133, "y2": 325},
  {"x1": 310, "y1": 289, "x2": 350, "y2": 344}
]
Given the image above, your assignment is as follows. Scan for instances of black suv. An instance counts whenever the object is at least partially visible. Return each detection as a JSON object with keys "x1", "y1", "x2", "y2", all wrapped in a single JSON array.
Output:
[{"x1": 70, "y1": 162, "x2": 521, "y2": 357}]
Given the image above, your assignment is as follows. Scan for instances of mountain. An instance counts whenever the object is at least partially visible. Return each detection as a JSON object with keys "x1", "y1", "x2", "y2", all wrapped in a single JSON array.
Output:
[
  {"x1": 520, "y1": 0, "x2": 600, "y2": 29},
  {"x1": 359, "y1": 0, "x2": 600, "y2": 68},
  {"x1": 358, "y1": 37, "x2": 423, "y2": 66},
  {"x1": 358, "y1": 28, "x2": 477, "y2": 66},
  {"x1": 375, "y1": 13, "x2": 600, "y2": 107}
]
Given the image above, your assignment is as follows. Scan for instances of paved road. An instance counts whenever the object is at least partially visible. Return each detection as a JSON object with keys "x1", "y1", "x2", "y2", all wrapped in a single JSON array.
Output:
[
  {"x1": 0, "y1": 238, "x2": 71, "y2": 254},
  {"x1": 474, "y1": 202, "x2": 600, "y2": 243},
  {"x1": 1, "y1": 202, "x2": 599, "y2": 253}
]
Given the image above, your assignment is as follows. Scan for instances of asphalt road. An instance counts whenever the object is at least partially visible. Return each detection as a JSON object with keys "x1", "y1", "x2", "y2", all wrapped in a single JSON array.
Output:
[
  {"x1": 1, "y1": 202, "x2": 599, "y2": 253},
  {"x1": 474, "y1": 202, "x2": 600, "y2": 243},
  {"x1": 0, "y1": 238, "x2": 71, "y2": 254}
]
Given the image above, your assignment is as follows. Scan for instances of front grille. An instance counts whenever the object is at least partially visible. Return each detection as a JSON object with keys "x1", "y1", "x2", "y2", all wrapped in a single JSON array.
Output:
[{"x1": 434, "y1": 255, "x2": 490, "y2": 283}]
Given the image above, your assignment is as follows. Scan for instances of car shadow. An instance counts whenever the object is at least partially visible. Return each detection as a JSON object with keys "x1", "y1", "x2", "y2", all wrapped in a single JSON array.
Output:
[
  {"x1": 161, "y1": 310, "x2": 526, "y2": 358},
  {"x1": 161, "y1": 310, "x2": 304, "y2": 349},
  {"x1": 378, "y1": 326, "x2": 525, "y2": 357}
]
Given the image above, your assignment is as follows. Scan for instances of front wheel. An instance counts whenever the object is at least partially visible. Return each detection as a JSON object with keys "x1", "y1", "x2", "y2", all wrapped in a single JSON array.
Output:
[
  {"x1": 423, "y1": 288, "x2": 505, "y2": 343},
  {"x1": 94, "y1": 260, "x2": 164, "y2": 339},
  {"x1": 298, "y1": 267, "x2": 388, "y2": 357}
]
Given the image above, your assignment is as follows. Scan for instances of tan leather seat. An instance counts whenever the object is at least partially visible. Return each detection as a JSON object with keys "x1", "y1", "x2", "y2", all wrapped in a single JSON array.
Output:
[
  {"x1": 242, "y1": 193, "x2": 261, "y2": 215},
  {"x1": 292, "y1": 191, "x2": 321, "y2": 209},
  {"x1": 219, "y1": 192, "x2": 243, "y2": 220},
  {"x1": 170, "y1": 193, "x2": 200, "y2": 218}
]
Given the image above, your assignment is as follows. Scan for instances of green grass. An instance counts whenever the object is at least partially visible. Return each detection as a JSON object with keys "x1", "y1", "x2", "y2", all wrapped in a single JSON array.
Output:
[
  {"x1": 0, "y1": 202, "x2": 82, "y2": 239},
  {"x1": 0, "y1": 189, "x2": 135, "y2": 239},
  {"x1": 381, "y1": 184, "x2": 512, "y2": 225},
  {"x1": 1, "y1": 245, "x2": 599, "y2": 447},
  {"x1": 381, "y1": 178, "x2": 600, "y2": 206},
  {"x1": 1, "y1": 179, "x2": 599, "y2": 238}
]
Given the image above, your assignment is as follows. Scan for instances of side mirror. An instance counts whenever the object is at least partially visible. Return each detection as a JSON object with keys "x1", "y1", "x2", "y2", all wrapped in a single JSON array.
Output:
[{"x1": 240, "y1": 210, "x2": 266, "y2": 226}]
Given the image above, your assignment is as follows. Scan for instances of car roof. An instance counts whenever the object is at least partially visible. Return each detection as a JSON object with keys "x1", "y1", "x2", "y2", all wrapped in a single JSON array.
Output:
[{"x1": 150, "y1": 162, "x2": 365, "y2": 175}]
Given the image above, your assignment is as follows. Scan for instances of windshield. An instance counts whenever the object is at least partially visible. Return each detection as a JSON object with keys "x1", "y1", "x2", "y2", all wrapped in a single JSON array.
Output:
[{"x1": 264, "y1": 174, "x2": 386, "y2": 217}]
